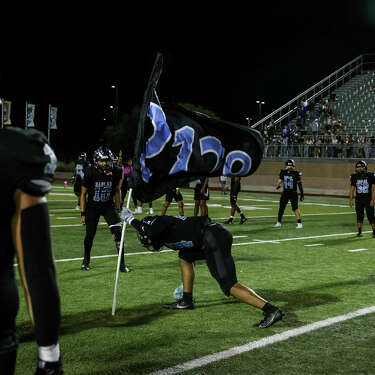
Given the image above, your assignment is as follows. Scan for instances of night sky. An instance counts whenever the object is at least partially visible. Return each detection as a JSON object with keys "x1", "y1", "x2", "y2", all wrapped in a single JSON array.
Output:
[{"x1": 1, "y1": 1, "x2": 375, "y2": 159}]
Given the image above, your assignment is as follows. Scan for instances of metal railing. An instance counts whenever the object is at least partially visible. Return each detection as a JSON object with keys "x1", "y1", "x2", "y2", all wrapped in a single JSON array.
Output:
[
  {"x1": 252, "y1": 54, "x2": 375, "y2": 131},
  {"x1": 264, "y1": 143, "x2": 375, "y2": 160}
]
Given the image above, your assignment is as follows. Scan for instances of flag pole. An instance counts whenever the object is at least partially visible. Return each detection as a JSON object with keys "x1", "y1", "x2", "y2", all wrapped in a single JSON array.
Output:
[{"x1": 112, "y1": 187, "x2": 133, "y2": 316}]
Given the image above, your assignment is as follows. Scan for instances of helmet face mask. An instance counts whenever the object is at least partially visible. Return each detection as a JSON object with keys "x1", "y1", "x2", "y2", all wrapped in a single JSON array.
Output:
[
  {"x1": 137, "y1": 232, "x2": 154, "y2": 250},
  {"x1": 93, "y1": 147, "x2": 114, "y2": 173},
  {"x1": 285, "y1": 159, "x2": 295, "y2": 169}
]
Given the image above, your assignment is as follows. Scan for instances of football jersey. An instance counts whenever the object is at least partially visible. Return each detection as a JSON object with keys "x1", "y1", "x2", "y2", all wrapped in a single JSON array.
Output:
[
  {"x1": 82, "y1": 165, "x2": 122, "y2": 204},
  {"x1": 0, "y1": 126, "x2": 57, "y2": 227},
  {"x1": 279, "y1": 169, "x2": 302, "y2": 193},
  {"x1": 131, "y1": 215, "x2": 212, "y2": 251},
  {"x1": 75, "y1": 161, "x2": 90, "y2": 179},
  {"x1": 350, "y1": 172, "x2": 375, "y2": 200}
]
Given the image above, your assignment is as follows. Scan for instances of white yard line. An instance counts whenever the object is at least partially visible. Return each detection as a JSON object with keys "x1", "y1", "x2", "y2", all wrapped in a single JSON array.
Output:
[
  {"x1": 304, "y1": 243, "x2": 324, "y2": 247},
  {"x1": 232, "y1": 230, "x2": 370, "y2": 246},
  {"x1": 149, "y1": 306, "x2": 375, "y2": 375},
  {"x1": 348, "y1": 248, "x2": 368, "y2": 253}
]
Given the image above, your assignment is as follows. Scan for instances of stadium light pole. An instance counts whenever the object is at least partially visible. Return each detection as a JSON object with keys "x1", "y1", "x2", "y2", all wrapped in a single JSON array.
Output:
[
  {"x1": 256, "y1": 100, "x2": 265, "y2": 118},
  {"x1": 246, "y1": 117, "x2": 252, "y2": 127},
  {"x1": 111, "y1": 84, "x2": 119, "y2": 125}
]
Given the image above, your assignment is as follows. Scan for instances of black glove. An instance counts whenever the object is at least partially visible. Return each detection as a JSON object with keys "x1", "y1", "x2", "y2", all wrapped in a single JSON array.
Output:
[
  {"x1": 276, "y1": 185, "x2": 281, "y2": 190},
  {"x1": 300, "y1": 195, "x2": 304, "y2": 202}
]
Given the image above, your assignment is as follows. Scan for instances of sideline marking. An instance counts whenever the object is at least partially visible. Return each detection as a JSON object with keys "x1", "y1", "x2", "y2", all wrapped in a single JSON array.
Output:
[
  {"x1": 304, "y1": 243, "x2": 324, "y2": 247},
  {"x1": 149, "y1": 306, "x2": 375, "y2": 375},
  {"x1": 348, "y1": 248, "x2": 368, "y2": 253}
]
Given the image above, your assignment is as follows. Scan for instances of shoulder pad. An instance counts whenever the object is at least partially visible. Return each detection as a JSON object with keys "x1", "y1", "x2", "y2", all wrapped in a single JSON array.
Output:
[{"x1": 0, "y1": 127, "x2": 57, "y2": 196}]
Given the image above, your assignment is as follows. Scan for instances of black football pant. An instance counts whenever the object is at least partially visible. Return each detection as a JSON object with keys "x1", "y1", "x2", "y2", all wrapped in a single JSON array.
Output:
[
  {"x1": 84, "y1": 203, "x2": 125, "y2": 266},
  {"x1": 179, "y1": 222, "x2": 237, "y2": 296},
  {"x1": 278, "y1": 192, "x2": 298, "y2": 222},
  {"x1": 355, "y1": 199, "x2": 374, "y2": 224}
]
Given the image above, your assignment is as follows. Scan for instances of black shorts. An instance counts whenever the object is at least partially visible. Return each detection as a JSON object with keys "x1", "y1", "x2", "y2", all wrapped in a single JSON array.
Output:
[
  {"x1": 280, "y1": 191, "x2": 298, "y2": 211},
  {"x1": 355, "y1": 198, "x2": 374, "y2": 223},
  {"x1": 166, "y1": 189, "x2": 183, "y2": 203},
  {"x1": 194, "y1": 183, "x2": 210, "y2": 201}
]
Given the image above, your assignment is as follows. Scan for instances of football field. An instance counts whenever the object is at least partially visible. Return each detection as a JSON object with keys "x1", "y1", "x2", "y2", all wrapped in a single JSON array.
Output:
[{"x1": 14, "y1": 183, "x2": 375, "y2": 375}]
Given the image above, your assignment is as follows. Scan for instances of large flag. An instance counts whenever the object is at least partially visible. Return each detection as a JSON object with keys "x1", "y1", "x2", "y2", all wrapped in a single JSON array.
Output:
[
  {"x1": 48, "y1": 105, "x2": 58, "y2": 129},
  {"x1": 133, "y1": 53, "x2": 264, "y2": 202},
  {"x1": 26, "y1": 102, "x2": 36, "y2": 127}
]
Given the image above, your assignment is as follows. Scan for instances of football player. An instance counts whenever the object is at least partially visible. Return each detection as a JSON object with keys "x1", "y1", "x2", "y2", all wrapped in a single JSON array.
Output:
[
  {"x1": 121, "y1": 209, "x2": 284, "y2": 328},
  {"x1": 161, "y1": 187, "x2": 184, "y2": 216},
  {"x1": 193, "y1": 177, "x2": 209, "y2": 216},
  {"x1": 349, "y1": 160, "x2": 375, "y2": 237},
  {"x1": 73, "y1": 152, "x2": 90, "y2": 210},
  {"x1": 224, "y1": 177, "x2": 247, "y2": 224},
  {"x1": 0, "y1": 127, "x2": 63, "y2": 374},
  {"x1": 274, "y1": 159, "x2": 304, "y2": 228},
  {"x1": 80, "y1": 146, "x2": 129, "y2": 272}
]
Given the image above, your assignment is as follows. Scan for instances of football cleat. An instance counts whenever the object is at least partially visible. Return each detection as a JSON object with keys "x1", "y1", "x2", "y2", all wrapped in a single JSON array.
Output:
[
  {"x1": 296, "y1": 223, "x2": 303, "y2": 229},
  {"x1": 240, "y1": 216, "x2": 247, "y2": 224},
  {"x1": 80, "y1": 263, "x2": 90, "y2": 271},
  {"x1": 253, "y1": 308, "x2": 284, "y2": 328},
  {"x1": 274, "y1": 222, "x2": 281, "y2": 228},
  {"x1": 163, "y1": 299, "x2": 194, "y2": 310},
  {"x1": 120, "y1": 265, "x2": 130, "y2": 273},
  {"x1": 35, "y1": 358, "x2": 63, "y2": 375},
  {"x1": 224, "y1": 218, "x2": 233, "y2": 224}
]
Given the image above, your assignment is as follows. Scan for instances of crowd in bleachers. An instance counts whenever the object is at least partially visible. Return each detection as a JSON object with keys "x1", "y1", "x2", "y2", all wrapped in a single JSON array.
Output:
[{"x1": 261, "y1": 94, "x2": 375, "y2": 159}]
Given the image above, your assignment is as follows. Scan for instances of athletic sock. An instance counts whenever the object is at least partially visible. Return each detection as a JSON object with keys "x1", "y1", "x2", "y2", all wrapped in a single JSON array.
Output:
[
  {"x1": 262, "y1": 302, "x2": 277, "y2": 314},
  {"x1": 297, "y1": 219, "x2": 302, "y2": 223},
  {"x1": 182, "y1": 292, "x2": 193, "y2": 303},
  {"x1": 358, "y1": 227, "x2": 362, "y2": 235}
]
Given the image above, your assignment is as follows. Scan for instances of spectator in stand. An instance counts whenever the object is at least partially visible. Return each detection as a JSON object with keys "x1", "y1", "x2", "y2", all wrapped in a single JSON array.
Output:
[
  {"x1": 299, "y1": 99, "x2": 308, "y2": 127},
  {"x1": 370, "y1": 138, "x2": 375, "y2": 158},
  {"x1": 311, "y1": 118, "x2": 319, "y2": 138},
  {"x1": 363, "y1": 138, "x2": 370, "y2": 159}
]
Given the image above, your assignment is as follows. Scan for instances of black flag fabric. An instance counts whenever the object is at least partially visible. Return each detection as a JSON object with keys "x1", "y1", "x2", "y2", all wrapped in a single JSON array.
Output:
[{"x1": 132, "y1": 53, "x2": 264, "y2": 202}]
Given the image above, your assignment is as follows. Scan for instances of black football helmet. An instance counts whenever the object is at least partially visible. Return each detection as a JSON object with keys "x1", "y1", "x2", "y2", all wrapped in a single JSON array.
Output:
[
  {"x1": 78, "y1": 152, "x2": 87, "y2": 163},
  {"x1": 285, "y1": 159, "x2": 295, "y2": 169},
  {"x1": 93, "y1": 146, "x2": 114, "y2": 173},
  {"x1": 355, "y1": 160, "x2": 367, "y2": 173}
]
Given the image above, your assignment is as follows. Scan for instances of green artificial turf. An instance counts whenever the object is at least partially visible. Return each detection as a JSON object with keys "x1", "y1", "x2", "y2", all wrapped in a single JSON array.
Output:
[{"x1": 13, "y1": 183, "x2": 375, "y2": 374}]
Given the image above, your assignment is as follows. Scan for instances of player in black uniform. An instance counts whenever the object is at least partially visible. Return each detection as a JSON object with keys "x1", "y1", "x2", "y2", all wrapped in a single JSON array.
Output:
[
  {"x1": 349, "y1": 160, "x2": 375, "y2": 237},
  {"x1": 224, "y1": 177, "x2": 247, "y2": 224},
  {"x1": 0, "y1": 127, "x2": 63, "y2": 374},
  {"x1": 274, "y1": 159, "x2": 304, "y2": 228},
  {"x1": 121, "y1": 209, "x2": 284, "y2": 328},
  {"x1": 73, "y1": 152, "x2": 90, "y2": 210},
  {"x1": 161, "y1": 187, "x2": 184, "y2": 216},
  {"x1": 193, "y1": 177, "x2": 209, "y2": 216},
  {"x1": 80, "y1": 147, "x2": 129, "y2": 272}
]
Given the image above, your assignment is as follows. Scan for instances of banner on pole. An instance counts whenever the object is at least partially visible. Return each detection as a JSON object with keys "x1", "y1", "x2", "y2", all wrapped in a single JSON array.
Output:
[
  {"x1": 3, "y1": 101, "x2": 12, "y2": 125},
  {"x1": 26, "y1": 103, "x2": 36, "y2": 127},
  {"x1": 48, "y1": 106, "x2": 58, "y2": 129},
  {"x1": 132, "y1": 53, "x2": 264, "y2": 202}
]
